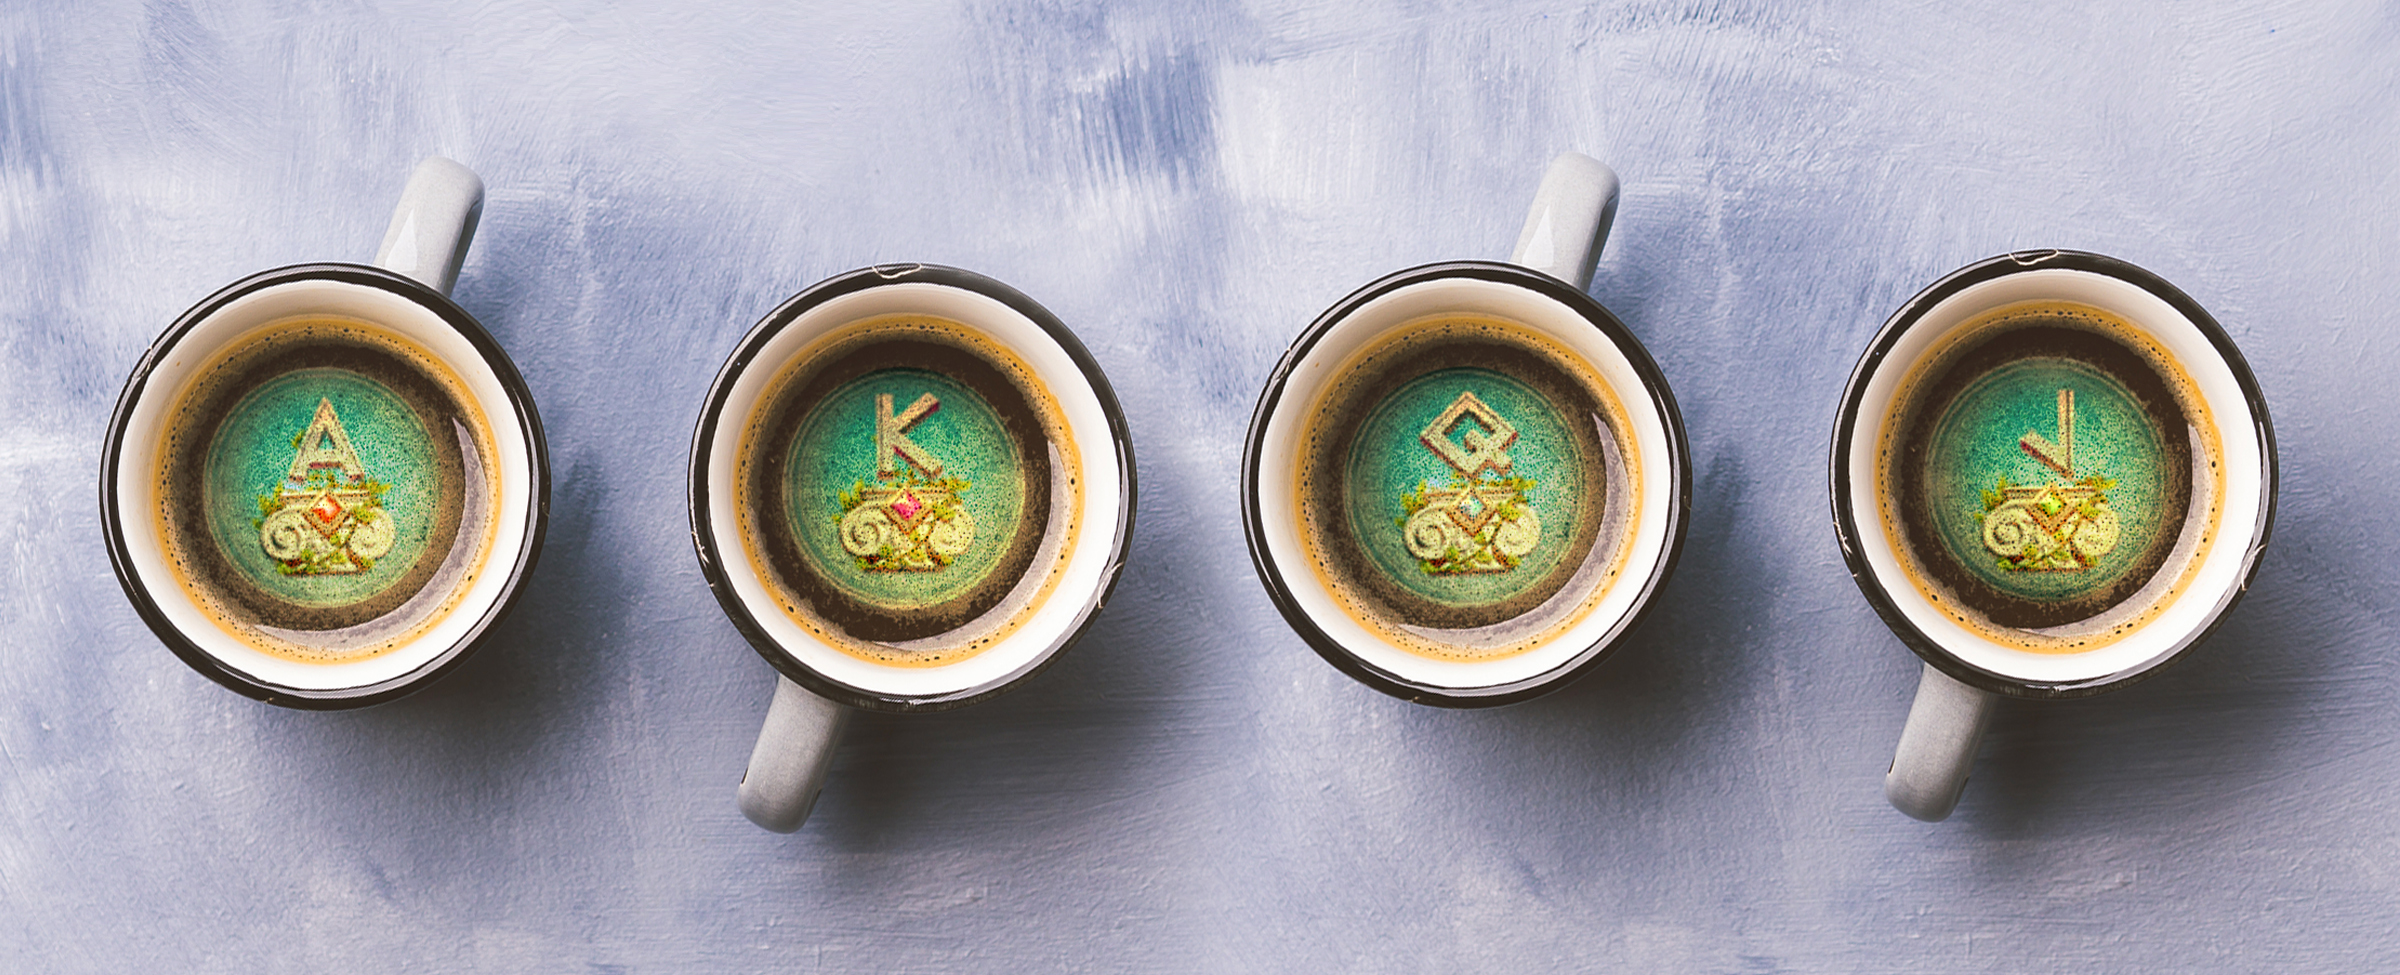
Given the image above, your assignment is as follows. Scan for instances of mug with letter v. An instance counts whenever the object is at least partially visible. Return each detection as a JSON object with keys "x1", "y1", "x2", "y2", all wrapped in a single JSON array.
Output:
[
  {"x1": 1831, "y1": 250, "x2": 2276, "y2": 820},
  {"x1": 690, "y1": 264, "x2": 1134, "y2": 832},
  {"x1": 1241, "y1": 153, "x2": 1689, "y2": 706}
]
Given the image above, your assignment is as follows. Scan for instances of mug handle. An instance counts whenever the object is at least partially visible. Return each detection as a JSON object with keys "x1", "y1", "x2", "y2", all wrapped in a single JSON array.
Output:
[
  {"x1": 738, "y1": 676, "x2": 851, "y2": 832},
  {"x1": 374, "y1": 157, "x2": 485, "y2": 297},
  {"x1": 1886, "y1": 662, "x2": 1997, "y2": 821},
  {"x1": 1509, "y1": 152, "x2": 1622, "y2": 291}
]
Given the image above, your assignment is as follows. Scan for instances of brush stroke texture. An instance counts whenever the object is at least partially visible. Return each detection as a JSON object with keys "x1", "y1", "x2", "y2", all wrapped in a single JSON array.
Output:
[{"x1": 2, "y1": 0, "x2": 2397, "y2": 970}]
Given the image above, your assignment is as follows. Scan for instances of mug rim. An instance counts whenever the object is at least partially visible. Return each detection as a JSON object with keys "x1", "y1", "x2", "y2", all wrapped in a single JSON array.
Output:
[
  {"x1": 687, "y1": 263, "x2": 1137, "y2": 713},
  {"x1": 1240, "y1": 260, "x2": 1691, "y2": 708},
  {"x1": 100, "y1": 262, "x2": 551, "y2": 709},
  {"x1": 1829, "y1": 249, "x2": 2278, "y2": 699}
]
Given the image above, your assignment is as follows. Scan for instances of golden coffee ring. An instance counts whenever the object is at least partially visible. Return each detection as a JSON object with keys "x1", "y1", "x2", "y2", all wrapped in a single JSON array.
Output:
[
  {"x1": 2070, "y1": 504, "x2": 2120, "y2": 560},
  {"x1": 348, "y1": 509, "x2": 396, "y2": 560},
  {"x1": 1981, "y1": 501, "x2": 2045, "y2": 559},
  {"x1": 1403, "y1": 506, "x2": 1459, "y2": 560},
  {"x1": 259, "y1": 507, "x2": 316, "y2": 562},
  {"x1": 924, "y1": 510, "x2": 975, "y2": 558},
  {"x1": 839, "y1": 506, "x2": 899, "y2": 557},
  {"x1": 1490, "y1": 509, "x2": 1541, "y2": 559}
]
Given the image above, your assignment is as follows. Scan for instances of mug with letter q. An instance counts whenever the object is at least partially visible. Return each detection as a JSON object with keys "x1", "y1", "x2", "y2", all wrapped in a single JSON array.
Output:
[{"x1": 1242, "y1": 153, "x2": 1689, "y2": 707}]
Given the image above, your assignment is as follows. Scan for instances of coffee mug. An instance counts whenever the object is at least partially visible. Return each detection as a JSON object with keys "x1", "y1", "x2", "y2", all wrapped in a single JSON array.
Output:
[
  {"x1": 1831, "y1": 250, "x2": 2276, "y2": 820},
  {"x1": 690, "y1": 264, "x2": 1134, "y2": 832},
  {"x1": 101, "y1": 158, "x2": 550, "y2": 709},
  {"x1": 1241, "y1": 153, "x2": 1690, "y2": 706}
]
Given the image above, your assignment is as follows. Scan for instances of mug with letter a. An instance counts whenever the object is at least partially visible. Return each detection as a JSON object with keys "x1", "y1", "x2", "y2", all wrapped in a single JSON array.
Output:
[
  {"x1": 1832, "y1": 250, "x2": 2275, "y2": 820},
  {"x1": 690, "y1": 265, "x2": 1134, "y2": 832},
  {"x1": 102, "y1": 158, "x2": 549, "y2": 708},
  {"x1": 1241, "y1": 153, "x2": 1690, "y2": 706}
]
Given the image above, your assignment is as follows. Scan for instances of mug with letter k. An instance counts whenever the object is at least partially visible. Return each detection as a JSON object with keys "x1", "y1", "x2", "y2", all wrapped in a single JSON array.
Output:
[{"x1": 690, "y1": 264, "x2": 1135, "y2": 831}]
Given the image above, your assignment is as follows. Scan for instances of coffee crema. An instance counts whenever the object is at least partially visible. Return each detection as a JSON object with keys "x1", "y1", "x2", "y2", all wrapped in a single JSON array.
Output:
[
  {"x1": 1294, "y1": 313, "x2": 1642, "y2": 662},
  {"x1": 1876, "y1": 299, "x2": 2224, "y2": 653},
  {"x1": 154, "y1": 315, "x2": 501, "y2": 664},
  {"x1": 735, "y1": 315, "x2": 1083, "y2": 668}
]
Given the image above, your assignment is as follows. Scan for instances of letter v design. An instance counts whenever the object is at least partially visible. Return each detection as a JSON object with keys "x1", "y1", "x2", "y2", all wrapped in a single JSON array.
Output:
[{"x1": 1980, "y1": 388, "x2": 2120, "y2": 572}]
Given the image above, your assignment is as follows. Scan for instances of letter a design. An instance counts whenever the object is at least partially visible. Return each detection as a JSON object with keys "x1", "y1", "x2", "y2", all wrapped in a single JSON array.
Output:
[
  {"x1": 258, "y1": 397, "x2": 393, "y2": 574},
  {"x1": 287, "y1": 397, "x2": 369, "y2": 485}
]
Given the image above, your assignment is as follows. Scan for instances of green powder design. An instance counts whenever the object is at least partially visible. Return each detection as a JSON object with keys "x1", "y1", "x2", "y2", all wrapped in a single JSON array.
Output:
[
  {"x1": 1922, "y1": 358, "x2": 2171, "y2": 603},
  {"x1": 785, "y1": 368, "x2": 1026, "y2": 611},
  {"x1": 1343, "y1": 368, "x2": 1585, "y2": 609},
  {"x1": 202, "y1": 368, "x2": 439, "y2": 609}
]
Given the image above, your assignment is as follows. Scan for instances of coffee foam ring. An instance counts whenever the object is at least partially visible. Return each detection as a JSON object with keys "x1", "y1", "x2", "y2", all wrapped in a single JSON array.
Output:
[
  {"x1": 1845, "y1": 268, "x2": 2265, "y2": 687},
  {"x1": 704, "y1": 281, "x2": 1125, "y2": 703},
  {"x1": 1257, "y1": 275, "x2": 1677, "y2": 693},
  {"x1": 115, "y1": 276, "x2": 535, "y2": 694}
]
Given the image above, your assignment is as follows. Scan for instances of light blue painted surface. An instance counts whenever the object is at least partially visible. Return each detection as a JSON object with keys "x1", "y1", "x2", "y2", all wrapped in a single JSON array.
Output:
[{"x1": 4, "y1": 1, "x2": 2397, "y2": 970}]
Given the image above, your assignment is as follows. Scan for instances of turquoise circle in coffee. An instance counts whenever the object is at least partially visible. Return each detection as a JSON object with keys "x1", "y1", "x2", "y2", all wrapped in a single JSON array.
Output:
[
  {"x1": 785, "y1": 367, "x2": 1028, "y2": 612},
  {"x1": 1342, "y1": 367, "x2": 1587, "y2": 611},
  {"x1": 1920, "y1": 358, "x2": 2172, "y2": 603},
  {"x1": 202, "y1": 368, "x2": 441, "y2": 609}
]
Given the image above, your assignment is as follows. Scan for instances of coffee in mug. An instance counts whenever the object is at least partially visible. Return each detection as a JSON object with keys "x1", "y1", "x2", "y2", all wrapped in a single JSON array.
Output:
[
  {"x1": 733, "y1": 316, "x2": 1083, "y2": 662},
  {"x1": 103, "y1": 158, "x2": 548, "y2": 708},
  {"x1": 1879, "y1": 300, "x2": 2220, "y2": 646},
  {"x1": 1831, "y1": 250, "x2": 2274, "y2": 820},
  {"x1": 1291, "y1": 313, "x2": 1643, "y2": 660},
  {"x1": 152, "y1": 316, "x2": 503, "y2": 661},
  {"x1": 1243, "y1": 153, "x2": 1689, "y2": 706},
  {"x1": 691, "y1": 265, "x2": 1133, "y2": 831}
]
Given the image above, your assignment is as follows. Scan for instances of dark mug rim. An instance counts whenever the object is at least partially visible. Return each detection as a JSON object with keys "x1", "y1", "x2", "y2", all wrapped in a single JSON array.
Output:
[
  {"x1": 1239, "y1": 260, "x2": 1691, "y2": 708},
  {"x1": 100, "y1": 262, "x2": 551, "y2": 710},
  {"x1": 1828, "y1": 249, "x2": 2278, "y2": 700},
  {"x1": 687, "y1": 263, "x2": 1138, "y2": 714}
]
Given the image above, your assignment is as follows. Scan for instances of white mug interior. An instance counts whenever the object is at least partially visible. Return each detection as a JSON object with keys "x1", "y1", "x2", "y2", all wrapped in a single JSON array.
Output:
[
  {"x1": 703, "y1": 280, "x2": 1126, "y2": 701},
  {"x1": 1256, "y1": 275, "x2": 1677, "y2": 691},
  {"x1": 1842, "y1": 267, "x2": 2267, "y2": 685},
  {"x1": 112, "y1": 276, "x2": 538, "y2": 693}
]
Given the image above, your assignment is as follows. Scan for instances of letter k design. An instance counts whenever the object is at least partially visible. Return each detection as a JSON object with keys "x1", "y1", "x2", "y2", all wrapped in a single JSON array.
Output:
[{"x1": 878, "y1": 392, "x2": 943, "y2": 476}]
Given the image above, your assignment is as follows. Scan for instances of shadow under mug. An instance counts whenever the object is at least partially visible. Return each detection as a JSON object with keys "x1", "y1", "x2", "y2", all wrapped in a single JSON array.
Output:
[
  {"x1": 1831, "y1": 250, "x2": 2275, "y2": 820},
  {"x1": 1241, "y1": 153, "x2": 1690, "y2": 707},
  {"x1": 101, "y1": 158, "x2": 550, "y2": 709},
  {"x1": 689, "y1": 264, "x2": 1135, "y2": 832}
]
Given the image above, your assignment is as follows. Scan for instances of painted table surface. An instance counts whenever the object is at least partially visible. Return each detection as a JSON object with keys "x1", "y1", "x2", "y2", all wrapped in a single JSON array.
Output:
[{"x1": 3, "y1": 1, "x2": 2394, "y2": 971}]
